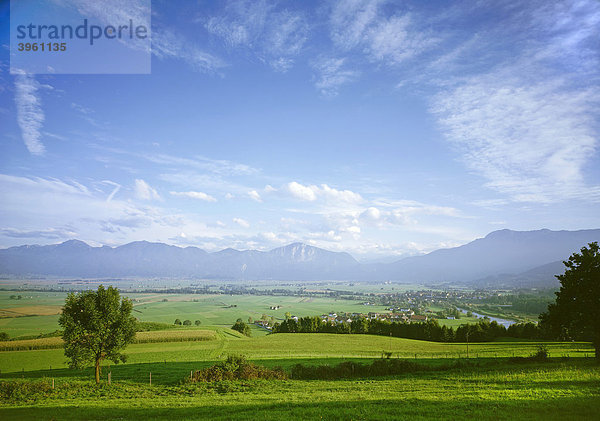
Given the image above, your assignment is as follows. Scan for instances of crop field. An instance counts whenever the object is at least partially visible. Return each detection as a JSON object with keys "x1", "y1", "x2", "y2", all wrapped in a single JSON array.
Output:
[{"x1": 0, "y1": 290, "x2": 395, "y2": 339}]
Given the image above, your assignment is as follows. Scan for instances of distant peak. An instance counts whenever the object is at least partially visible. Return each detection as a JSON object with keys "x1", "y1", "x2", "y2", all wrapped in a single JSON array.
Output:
[{"x1": 59, "y1": 239, "x2": 90, "y2": 248}]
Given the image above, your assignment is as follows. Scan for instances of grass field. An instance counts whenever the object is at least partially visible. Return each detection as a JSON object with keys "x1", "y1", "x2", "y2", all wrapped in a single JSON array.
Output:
[
  {"x1": 1, "y1": 289, "x2": 598, "y2": 419},
  {"x1": 0, "y1": 326, "x2": 598, "y2": 420}
]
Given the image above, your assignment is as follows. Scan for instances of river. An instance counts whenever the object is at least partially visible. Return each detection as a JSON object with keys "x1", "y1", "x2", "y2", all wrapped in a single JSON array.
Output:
[{"x1": 457, "y1": 308, "x2": 516, "y2": 328}]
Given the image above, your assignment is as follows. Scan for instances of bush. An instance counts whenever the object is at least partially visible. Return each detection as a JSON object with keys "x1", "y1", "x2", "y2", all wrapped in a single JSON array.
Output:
[
  {"x1": 191, "y1": 355, "x2": 286, "y2": 382},
  {"x1": 531, "y1": 345, "x2": 549, "y2": 361},
  {"x1": 0, "y1": 380, "x2": 53, "y2": 402},
  {"x1": 231, "y1": 321, "x2": 251, "y2": 336},
  {"x1": 183, "y1": 320, "x2": 192, "y2": 326},
  {"x1": 290, "y1": 358, "x2": 423, "y2": 380},
  {"x1": 195, "y1": 320, "x2": 201, "y2": 326},
  {"x1": 509, "y1": 345, "x2": 550, "y2": 363},
  {"x1": 174, "y1": 319, "x2": 182, "y2": 325},
  {"x1": 0, "y1": 332, "x2": 9, "y2": 341},
  {"x1": 135, "y1": 321, "x2": 174, "y2": 332}
]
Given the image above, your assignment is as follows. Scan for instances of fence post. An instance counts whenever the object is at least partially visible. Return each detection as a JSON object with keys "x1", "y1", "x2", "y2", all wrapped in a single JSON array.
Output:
[
  {"x1": 190, "y1": 370, "x2": 193, "y2": 380},
  {"x1": 149, "y1": 372, "x2": 152, "y2": 386},
  {"x1": 52, "y1": 378, "x2": 54, "y2": 389},
  {"x1": 108, "y1": 372, "x2": 111, "y2": 385}
]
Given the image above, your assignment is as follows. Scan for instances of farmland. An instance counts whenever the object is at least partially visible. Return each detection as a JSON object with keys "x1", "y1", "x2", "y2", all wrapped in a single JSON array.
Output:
[
  {"x1": 0, "y1": 288, "x2": 598, "y2": 420},
  {"x1": 0, "y1": 290, "x2": 396, "y2": 339}
]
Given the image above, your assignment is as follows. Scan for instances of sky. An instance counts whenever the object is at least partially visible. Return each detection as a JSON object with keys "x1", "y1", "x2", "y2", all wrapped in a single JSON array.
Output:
[{"x1": 0, "y1": 0, "x2": 599, "y2": 261}]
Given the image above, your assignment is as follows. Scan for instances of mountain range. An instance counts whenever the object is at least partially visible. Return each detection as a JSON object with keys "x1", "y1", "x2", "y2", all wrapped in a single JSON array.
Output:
[{"x1": 0, "y1": 229, "x2": 598, "y2": 286}]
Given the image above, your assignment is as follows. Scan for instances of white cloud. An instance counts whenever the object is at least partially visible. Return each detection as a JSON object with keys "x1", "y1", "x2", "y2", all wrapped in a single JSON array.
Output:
[
  {"x1": 170, "y1": 191, "x2": 217, "y2": 202},
  {"x1": 286, "y1": 181, "x2": 318, "y2": 201},
  {"x1": 204, "y1": 0, "x2": 308, "y2": 72},
  {"x1": 152, "y1": 29, "x2": 226, "y2": 73},
  {"x1": 248, "y1": 190, "x2": 262, "y2": 202},
  {"x1": 14, "y1": 72, "x2": 45, "y2": 155},
  {"x1": 134, "y1": 179, "x2": 161, "y2": 201},
  {"x1": 285, "y1": 182, "x2": 363, "y2": 204},
  {"x1": 320, "y1": 184, "x2": 363, "y2": 203},
  {"x1": 102, "y1": 180, "x2": 121, "y2": 202},
  {"x1": 432, "y1": 73, "x2": 600, "y2": 203},
  {"x1": 361, "y1": 207, "x2": 381, "y2": 220},
  {"x1": 144, "y1": 153, "x2": 258, "y2": 176},
  {"x1": 0, "y1": 174, "x2": 89, "y2": 196},
  {"x1": 233, "y1": 217, "x2": 250, "y2": 228},
  {"x1": 330, "y1": 0, "x2": 382, "y2": 50},
  {"x1": 329, "y1": 0, "x2": 432, "y2": 65},
  {"x1": 57, "y1": 0, "x2": 225, "y2": 73},
  {"x1": 312, "y1": 57, "x2": 359, "y2": 97},
  {"x1": 366, "y1": 14, "x2": 433, "y2": 65}
]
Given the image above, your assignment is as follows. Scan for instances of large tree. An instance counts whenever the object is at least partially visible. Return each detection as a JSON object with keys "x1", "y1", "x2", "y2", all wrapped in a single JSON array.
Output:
[
  {"x1": 540, "y1": 242, "x2": 600, "y2": 359},
  {"x1": 59, "y1": 285, "x2": 136, "y2": 383}
]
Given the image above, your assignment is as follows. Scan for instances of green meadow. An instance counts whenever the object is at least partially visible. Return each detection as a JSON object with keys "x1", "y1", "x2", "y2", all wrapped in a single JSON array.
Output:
[
  {"x1": 0, "y1": 332, "x2": 598, "y2": 420},
  {"x1": 1, "y1": 290, "x2": 598, "y2": 420}
]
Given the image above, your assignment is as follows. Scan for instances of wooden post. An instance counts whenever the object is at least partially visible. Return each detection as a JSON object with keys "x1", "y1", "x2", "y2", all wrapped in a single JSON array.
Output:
[
  {"x1": 149, "y1": 372, "x2": 152, "y2": 386},
  {"x1": 52, "y1": 378, "x2": 54, "y2": 389},
  {"x1": 190, "y1": 370, "x2": 193, "y2": 380},
  {"x1": 108, "y1": 372, "x2": 111, "y2": 385}
]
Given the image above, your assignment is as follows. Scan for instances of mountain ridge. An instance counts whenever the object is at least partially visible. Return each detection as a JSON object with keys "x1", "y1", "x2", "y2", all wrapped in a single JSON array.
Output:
[{"x1": 0, "y1": 228, "x2": 598, "y2": 285}]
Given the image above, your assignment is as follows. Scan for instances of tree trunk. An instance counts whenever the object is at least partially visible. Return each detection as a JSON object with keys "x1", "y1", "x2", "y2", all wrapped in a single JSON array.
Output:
[{"x1": 95, "y1": 359, "x2": 101, "y2": 384}]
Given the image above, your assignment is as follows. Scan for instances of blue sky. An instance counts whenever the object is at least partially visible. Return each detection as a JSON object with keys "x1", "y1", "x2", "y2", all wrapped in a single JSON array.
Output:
[{"x1": 0, "y1": 0, "x2": 599, "y2": 260}]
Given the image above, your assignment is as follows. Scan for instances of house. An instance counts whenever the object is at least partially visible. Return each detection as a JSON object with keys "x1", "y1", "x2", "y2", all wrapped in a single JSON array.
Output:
[
  {"x1": 447, "y1": 316, "x2": 455, "y2": 320},
  {"x1": 410, "y1": 315, "x2": 428, "y2": 322}
]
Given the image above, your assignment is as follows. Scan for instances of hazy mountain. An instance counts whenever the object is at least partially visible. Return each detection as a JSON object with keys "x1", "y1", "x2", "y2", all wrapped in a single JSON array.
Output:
[
  {"x1": 0, "y1": 229, "x2": 597, "y2": 284},
  {"x1": 471, "y1": 260, "x2": 565, "y2": 289},
  {"x1": 0, "y1": 240, "x2": 359, "y2": 280},
  {"x1": 376, "y1": 229, "x2": 599, "y2": 284}
]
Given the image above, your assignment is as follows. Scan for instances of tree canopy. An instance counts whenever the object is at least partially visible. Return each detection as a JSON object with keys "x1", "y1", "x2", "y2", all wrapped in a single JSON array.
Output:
[
  {"x1": 540, "y1": 242, "x2": 600, "y2": 358},
  {"x1": 232, "y1": 320, "x2": 251, "y2": 336},
  {"x1": 58, "y1": 285, "x2": 136, "y2": 383}
]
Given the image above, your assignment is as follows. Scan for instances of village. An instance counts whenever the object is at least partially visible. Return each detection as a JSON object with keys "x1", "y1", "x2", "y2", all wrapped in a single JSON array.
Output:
[{"x1": 254, "y1": 308, "x2": 440, "y2": 330}]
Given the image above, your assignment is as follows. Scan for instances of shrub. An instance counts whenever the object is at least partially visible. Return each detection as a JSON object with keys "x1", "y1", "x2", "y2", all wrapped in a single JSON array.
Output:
[
  {"x1": 195, "y1": 320, "x2": 201, "y2": 326},
  {"x1": 191, "y1": 355, "x2": 287, "y2": 382},
  {"x1": 531, "y1": 345, "x2": 549, "y2": 361},
  {"x1": 231, "y1": 321, "x2": 251, "y2": 336},
  {"x1": 291, "y1": 358, "x2": 424, "y2": 380},
  {"x1": 509, "y1": 345, "x2": 550, "y2": 363},
  {"x1": 0, "y1": 332, "x2": 9, "y2": 341},
  {"x1": 0, "y1": 380, "x2": 53, "y2": 402},
  {"x1": 135, "y1": 321, "x2": 174, "y2": 332},
  {"x1": 174, "y1": 319, "x2": 182, "y2": 325},
  {"x1": 183, "y1": 320, "x2": 192, "y2": 326}
]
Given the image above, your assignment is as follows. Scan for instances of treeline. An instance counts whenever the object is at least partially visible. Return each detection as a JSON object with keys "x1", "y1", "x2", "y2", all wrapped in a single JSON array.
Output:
[{"x1": 273, "y1": 316, "x2": 543, "y2": 342}]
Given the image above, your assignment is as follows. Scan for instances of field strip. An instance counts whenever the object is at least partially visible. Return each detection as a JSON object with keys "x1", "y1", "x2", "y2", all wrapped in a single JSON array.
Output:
[
  {"x1": 0, "y1": 329, "x2": 217, "y2": 351},
  {"x1": 0, "y1": 305, "x2": 62, "y2": 317}
]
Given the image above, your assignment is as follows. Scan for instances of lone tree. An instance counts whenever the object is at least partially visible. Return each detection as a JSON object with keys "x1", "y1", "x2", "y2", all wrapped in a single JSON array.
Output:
[
  {"x1": 59, "y1": 285, "x2": 136, "y2": 384},
  {"x1": 232, "y1": 320, "x2": 251, "y2": 336},
  {"x1": 540, "y1": 242, "x2": 600, "y2": 359}
]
